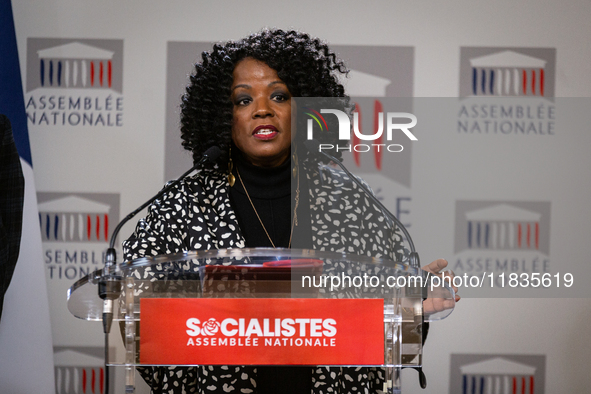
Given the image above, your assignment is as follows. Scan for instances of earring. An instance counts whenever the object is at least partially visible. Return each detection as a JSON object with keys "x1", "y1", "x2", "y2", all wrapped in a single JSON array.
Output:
[
  {"x1": 292, "y1": 146, "x2": 298, "y2": 179},
  {"x1": 228, "y1": 146, "x2": 235, "y2": 187}
]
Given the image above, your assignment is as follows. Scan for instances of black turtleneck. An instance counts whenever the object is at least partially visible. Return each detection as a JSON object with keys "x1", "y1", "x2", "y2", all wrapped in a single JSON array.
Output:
[
  {"x1": 227, "y1": 150, "x2": 313, "y2": 394},
  {"x1": 229, "y1": 150, "x2": 312, "y2": 249}
]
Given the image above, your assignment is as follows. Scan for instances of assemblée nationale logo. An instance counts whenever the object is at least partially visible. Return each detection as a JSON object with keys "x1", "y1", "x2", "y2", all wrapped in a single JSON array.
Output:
[
  {"x1": 37, "y1": 192, "x2": 120, "y2": 280},
  {"x1": 331, "y1": 45, "x2": 415, "y2": 189},
  {"x1": 458, "y1": 47, "x2": 556, "y2": 136},
  {"x1": 453, "y1": 200, "x2": 551, "y2": 281},
  {"x1": 455, "y1": 201, "x2": 550, "y2": 255},
  {"x1": 450, "y1": 354, "x2": 545, "y2": 394},
  {"x1": 461, "y1": 49, "x2": 554, "y2": 98},
  {"x1": 26, "y1": 38, "x2": 124, "y2": 127},
  {"x1": 54, "y1": 348, "x2": 111, "y2": 394}
]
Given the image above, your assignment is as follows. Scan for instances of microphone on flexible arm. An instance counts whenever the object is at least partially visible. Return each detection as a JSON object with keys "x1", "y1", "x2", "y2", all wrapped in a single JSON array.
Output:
[
  {"x1": 303, "y1": 139, "x2": 427, "y2": 389},
  {"x1": 96, "y1": 146, "x2": 221, "y2": 394},
  {"x1": 98, "y1": 145, "x2": 222, "y2": 334}
]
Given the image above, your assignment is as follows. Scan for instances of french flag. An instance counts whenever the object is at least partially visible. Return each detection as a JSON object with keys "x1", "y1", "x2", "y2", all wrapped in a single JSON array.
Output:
[{"x1": 0, "y1": 0, "x2": 55, "y2": 392}]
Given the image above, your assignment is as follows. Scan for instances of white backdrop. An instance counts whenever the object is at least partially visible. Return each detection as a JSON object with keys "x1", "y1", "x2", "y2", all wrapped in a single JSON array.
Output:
[{"x1": 11, "y1": 1, "x2": 591, "y2": 393}]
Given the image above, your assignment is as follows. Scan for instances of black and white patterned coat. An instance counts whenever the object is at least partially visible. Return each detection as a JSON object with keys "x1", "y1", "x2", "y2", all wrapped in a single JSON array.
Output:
[{"x1": 123, "y1": 162, "x2": 407, "y2": 394}]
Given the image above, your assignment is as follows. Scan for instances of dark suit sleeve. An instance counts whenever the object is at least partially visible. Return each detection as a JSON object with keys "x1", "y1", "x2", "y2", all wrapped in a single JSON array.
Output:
[{"x1": 0, "y1": 114, "x2": 25, "y2": 320}]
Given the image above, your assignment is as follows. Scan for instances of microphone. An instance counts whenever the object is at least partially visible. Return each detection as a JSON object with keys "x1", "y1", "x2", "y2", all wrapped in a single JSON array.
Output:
[
  {"x1": 304, "y1": 139, "x2": 428, "y2": 389},
  {"x1": 99, "y1": 145, "x2": 222, "y2": 334}
]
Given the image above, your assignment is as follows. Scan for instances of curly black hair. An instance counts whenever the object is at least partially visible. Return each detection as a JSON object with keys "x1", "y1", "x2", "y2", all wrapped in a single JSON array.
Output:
[{"x1": 180, "y1": 29, "x2": 349, "y2": 169}]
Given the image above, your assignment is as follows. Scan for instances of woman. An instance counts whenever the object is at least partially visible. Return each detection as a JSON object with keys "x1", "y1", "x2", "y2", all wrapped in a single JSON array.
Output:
[{"x1": 124, "y1": 29, "x2": 454, "y2": 394}]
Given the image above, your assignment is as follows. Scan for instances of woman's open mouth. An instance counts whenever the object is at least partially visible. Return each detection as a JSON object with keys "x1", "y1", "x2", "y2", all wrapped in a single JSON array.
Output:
[{"x1": 252, "y1": 125, "x2": 278, "y2": 140}]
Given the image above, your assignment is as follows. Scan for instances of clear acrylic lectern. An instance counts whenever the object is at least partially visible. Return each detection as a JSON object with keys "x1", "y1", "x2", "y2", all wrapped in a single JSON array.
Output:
[{"x1": 68, "y1": 248, "x2": 454, "y2": 394}]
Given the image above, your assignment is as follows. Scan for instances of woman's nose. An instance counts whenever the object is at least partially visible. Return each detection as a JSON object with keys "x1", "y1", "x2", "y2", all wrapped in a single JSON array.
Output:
[{"x1": 252, "y1": 99, "x2": 274, "y2": 118}]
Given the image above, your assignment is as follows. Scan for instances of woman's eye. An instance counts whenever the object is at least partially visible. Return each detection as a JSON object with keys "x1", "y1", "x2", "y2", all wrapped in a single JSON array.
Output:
[
  {"x1": 234, "y1": 96, "x2": 251, "y2": 106},
  {"x1": 272, "y1": 93, "x2": 289, "y2": 102}
]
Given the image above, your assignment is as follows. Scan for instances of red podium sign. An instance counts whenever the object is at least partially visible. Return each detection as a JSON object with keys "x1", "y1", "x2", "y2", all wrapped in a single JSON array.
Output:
[{"x1": 140, "y1": 298, "x2": 384, "y2": 365}]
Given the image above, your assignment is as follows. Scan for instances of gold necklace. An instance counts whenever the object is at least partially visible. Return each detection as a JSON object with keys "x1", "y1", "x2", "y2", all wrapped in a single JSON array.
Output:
[{"x1": 236, "y1": 164, "x2": 299, "y2": 248}]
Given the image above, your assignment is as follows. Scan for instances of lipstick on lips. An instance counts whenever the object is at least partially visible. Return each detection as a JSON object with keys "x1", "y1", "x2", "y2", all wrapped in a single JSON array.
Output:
[{"x1": 252, "y1": 124, "x2": 278, "y2": 140}]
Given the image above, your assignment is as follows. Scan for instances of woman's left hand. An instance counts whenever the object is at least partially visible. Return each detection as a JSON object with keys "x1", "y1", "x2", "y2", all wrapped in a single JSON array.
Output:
[{"x1": 421, "y1": 258, "x2": 460, "y2": 315}]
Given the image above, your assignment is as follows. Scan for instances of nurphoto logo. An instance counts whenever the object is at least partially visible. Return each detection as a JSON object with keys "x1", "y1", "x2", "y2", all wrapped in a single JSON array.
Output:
[{"x1": 303, "y1": 106, "x2": 417, "y2": 154}]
